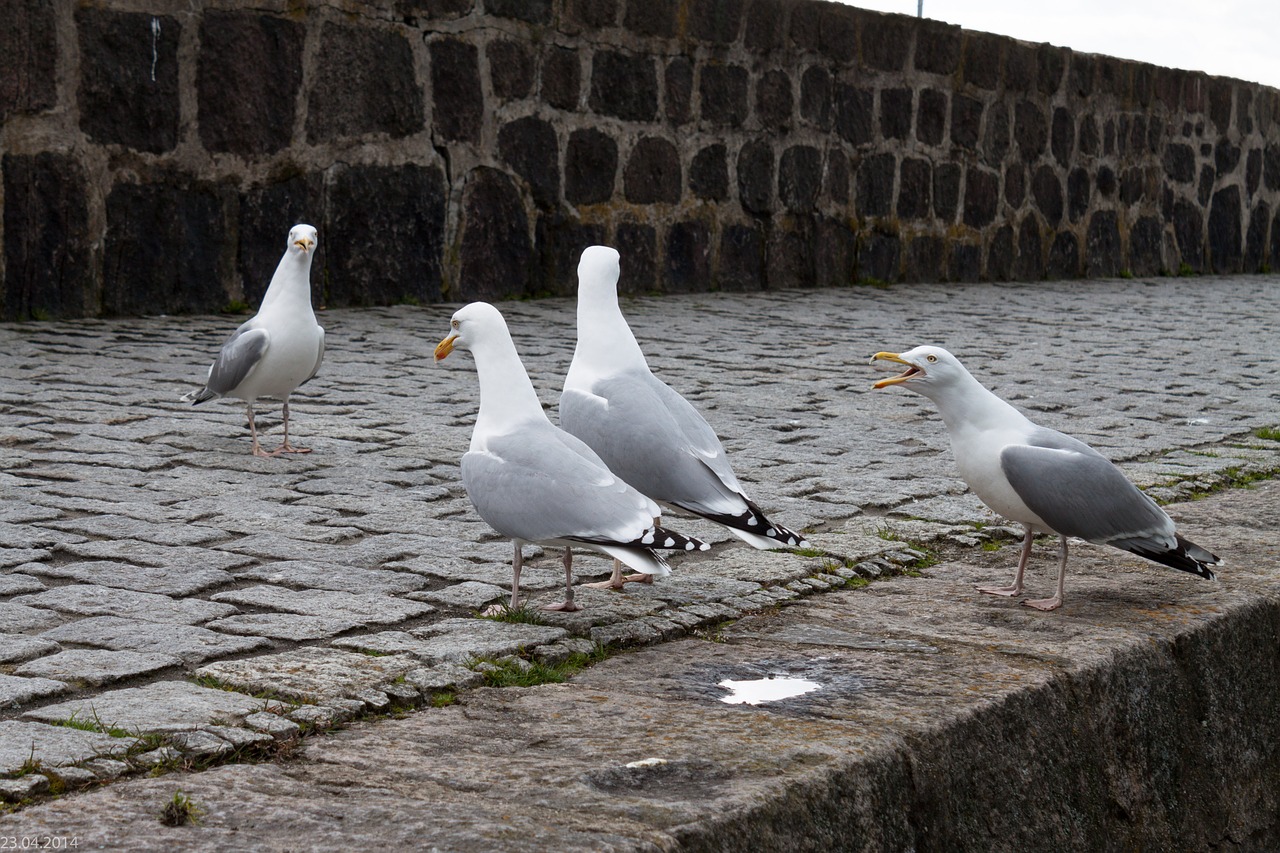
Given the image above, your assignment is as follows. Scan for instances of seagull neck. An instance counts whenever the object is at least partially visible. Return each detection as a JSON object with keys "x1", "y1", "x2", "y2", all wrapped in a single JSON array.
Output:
[
  {"x1": 571, "y1": 289, "x2": 647, "y2": 379},
  {"x1": 259, "y1": 252, "x2": 315, "y2": 315},
  {"x1": 926, "y1": 374, "x2": 1029, "y2": 435},
  {"x1": 471, "y1": 335, "x2": 548, "y2": 440}
]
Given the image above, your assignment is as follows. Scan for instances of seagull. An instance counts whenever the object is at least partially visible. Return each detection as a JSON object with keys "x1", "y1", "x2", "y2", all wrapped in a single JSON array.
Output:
[
  {"x1": 435, "y1": 302, "x2": 709, "y2": 612},
  {"x1": 870, "y1": 345, "x2": 1220, "y2": 611},
  {"x1": 561, "y1": 246, "x2": 809, "y2": 589},
  {"x1": 187, "y1": 224, "x2": 325, "y2": 457}
]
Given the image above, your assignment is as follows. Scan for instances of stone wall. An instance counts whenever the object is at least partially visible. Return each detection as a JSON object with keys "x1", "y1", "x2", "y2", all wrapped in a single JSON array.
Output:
[{"x1": 3, "y1": 0, "x2": 1279, "y2": 320}]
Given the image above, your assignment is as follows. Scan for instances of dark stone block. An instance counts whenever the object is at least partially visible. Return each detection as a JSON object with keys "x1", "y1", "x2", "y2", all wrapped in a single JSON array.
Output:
[
  {"x1": 815, "y1": 217, "x2": 857, "y2": 287},
  {"x1": 963, "y1": 167, "x2": 999, "y2": 229},
  {"x1": 949, "y1": 242, "x2": 983, "y2": 282},
  {"x1": 963, "y1": 32, "x2": 1004, "y2": 91},
  {"x1": 700, "y1": 63, "x2": 750, "y2": 127},
  {"x1": 1247, "y1": 149, "x2": 1262, "y2": 197},
  {"x1": 1076, "y1": 115, "x2": 1099, "y2": 158},
  {"x1": 904, "y1": 235, "x2": 946, "y2": 282},
  {"x1": 981, "y1": 101, "x2": 1009, "y2": 167},
  {"x1": 535, "y1": 213, "x2": 607, "y2": 295},
  {"x1": 788, "y1": 3, "x2": 821, "y2": 54},
  {"x1": 826, "y1": 148, "x2": 850, "y2": 204},
  {"x1": 1208, "y1": 186, "x2": 1242, "y2": 273},
  {"x1": 915, "y1": 22, "x2": 961, "y2": 75},
  {"x1": 1265, "y1": 145, "x2": 1280, "y2": 191},
  {"x1": 745, "y1": 0, "x2": 785, "y2": 52},
  {"x1": 566, "y1": 129, "x2": 618, "y2": 205},
  {"x1": 1163, "y1": 143, "x2": 1196, "y2": 183},
  {"x1": 624, "y1": 137, "x2": 681, "y2": 204},
  {"x1": 489, "y1": 40, "x2": 535, "y2": 101},
  {"x1": 933, "y1": 163, "x2": 961, "y2": 222},
  {"x1": 917, "y1": 89, "x2": 946, "y2": 146},
  {"x1": 102, "y1": 177, "x2": 231, "y2": 316},
  {"x1": 1069, "y1": 53, "x2": 1094, "y2": 98},
  {"x1": 615, "y1": 222, "x2": 657, "y2": 294},
  {"x1": 1244, "y1": 203, "x2": 1270, "y2": 272},
  {"x1": 499, "y1": 116, "x2": 560, "y2": 209},
  {"x1": 543, "y1": 47, "x2": 581, "y2": 111},
  {"x1": 0, "y1": 0, "x2": 57, "y2": 120},
  {"x1": 665, "y1": 58, "x2": 695, "y2": 125},
  {"x1": 1031, "y1": 166, "x2": 1063, "y2": 225},
  {"x1": 327, "y1": 164, "x2": 446, "y2": 306},
  {"x1": 757, "y1": 69, "x2": 793, "y2": 129},
  {"x1": 1171, "y1": 199, "x2": 1204, "y2": 270},
  {"x1": 624, "y1": 0, "x2": 677, "y2": 38},
  {"x1": 1085, "y1": 211, "x2": 1121, "y2": 277},
  {"x1": 835, "y1": 85, "x2": 873, "y2": 145},
  {"x1": 1046, "y1": 231, "x2": 1080, "y2": 279},
  {"x1": 307, "y1": 22, "x2": 422, "y2": 143},
  {"x1": 430, "y1": 38, "x2": 482, "y2": 142},
  {"x1": 397, "y1": 0, "x2": 474, "y2": 16},
  {"x1": 1096, "y1": 165, "x2": 1117, "y2": 198},
  {"x1": 590, "y1": 50, "x2": 657, "y2": 121},
  {"x1": 1097, "y1": 58, "x2": 1128, "y2": 99},
  {"x1": 856, "y1": 153, "x2": 896, "y2": 219},
  {"x1": 1128, "y1": 215, "x2": 1164, "y2": 276},
  {"x1": 488, "y1": 0, "x2": 551, "y2": 24},
  {"x1": 1214, "y1": 138, "x2": 1241, "y2": 175},
  {"x1": 1015, "y1": 217, "x2": 1043, "y2": 280},
  {"x1": 1067, "y1": 167, "x2": 1090, "y2": 224},
  {"x1": 737, "y1": 140, "x2": 774, "y2": 214},
  {"x1": 858, "y1": 228, "x2": 900, "y2": 283},
  {"x1": 3, "y1": 153, "x2": 93, "y2": 320},
  {"x1": 1129, "y1": 115, "x2": 1149, "y2": 154},
  {"x1": 897, "y1": 158, "x2": 932, "y2": 220},
  {"x1": 1038, "y1": 48, "x2": 1065, "y2": 96},
  {"x1": 77, "y1": 9, "x2": 180, "y2": 153},
  {"x1": 1004, "y1": 163, "x2": 1025, "y2": 208},
  {"x1": 1119, "y1": 167, "x2": 1146, "y2": 205},
  {"x1": 198, "y1": 12, "x2": 304, "y2": 158},
  {"x1": 951, "y1": 95, "x2": 983, "y2": 150},
  {"x1": 779, "y1": 145, "x2": 822, "y2": 212},
  {"x1": 987, "y1": 225, "x2": 1015, "y2": 281},
  {"x1": 1197, "y1": 164, "x2": 1215, "y2": 207},
  {"x1": 1103, "y1": 119, "x2": 1116, "y2": 156},
  {"x1": 1208, "y1": 80, "x2": 1232, "y2": 131},
  {"x1": 1004, "y1": 43, "x2": 1037, "y2": 92},
  {"x1": 664, "y1": 220, "x2": 713, "y2": 292},
  {"x1": 862, "y1": 16, "x2": 910, "y2": 72},
  {"x1": 690, "y1": 145, "x2": 729, "y2": 201},
  {"x1": 1238, "y1": 88, "x2": 1254, "y2": 135},
  {"x1": 718, "y1": 223, "x2": 764, "y2": 291},
  {"x1": 767, "y1": 216, "x2": 816, "y2": 289},
  {"x1": 1014, "y1": 100, "x2": 1047, "y2": 162},
  {"x1": 237, "y1": 172, "x2": 325, "y2": 306},
  {"x1": 688, "y1": 0, "x2": 745, "y2": 45},
  {"x1": 1272, "y1": 209, "x2": 1280, "y2": 271},
  {"x1": 456, "y1": 168, "x2": 533, "y2": 301},
  {"x1": 880, "y1": 88, "x2": 912, "y2": 141},
  {"x1": 1051, "y1": 108, "x2": 1074, "y2": 167},
  {"x1": 817, "y1": 5, "x2": 860, "y2": 64},
  {"x1": 800, "y1": 66, "x2": 832, "y2": 130},
  {"x1": 566, "y1": 0, "x2": 618, "y2": 30}
]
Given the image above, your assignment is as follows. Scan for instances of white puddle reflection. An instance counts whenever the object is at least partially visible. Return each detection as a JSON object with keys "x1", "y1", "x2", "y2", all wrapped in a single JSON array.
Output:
[{"x1": 718, "y1": 676, "x2": 822, "y2": 705}]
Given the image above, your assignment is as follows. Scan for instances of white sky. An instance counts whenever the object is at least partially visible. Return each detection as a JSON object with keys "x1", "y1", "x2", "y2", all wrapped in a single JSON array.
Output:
[{"x1": 842, "y1": 1, "x2": 1280, "y2": 91}]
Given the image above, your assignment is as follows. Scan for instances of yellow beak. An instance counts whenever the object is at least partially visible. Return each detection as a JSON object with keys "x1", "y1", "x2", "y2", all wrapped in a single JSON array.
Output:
[
  {"x1": 869, "y1": 352, "x2": 915, "y2": 389},
  {"x1": 435, "y1": 334, "x2": 457, "y2": 361},
  {"x1": 294, "y1": 237, "x2": 314, "y2": 253}
]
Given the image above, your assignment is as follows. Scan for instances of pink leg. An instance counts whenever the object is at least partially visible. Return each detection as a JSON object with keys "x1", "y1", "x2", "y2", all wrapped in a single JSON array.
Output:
[
  {"x1": 247, "y1": 405, "x2": 277, "y2": 457},
  {"x1": 583, "y1": 559, "x2": 653, "y2": 588},
  {"x1": 275, "y1": 399, "x2": 312, "y2": 454},
  {"x1": 543, "y1": 547, "x2": 583, "y2": 612},
  {"x1": 1023, "y1": 536, "x2": 1067, "y2": 611},
  {"x1": 483, "y1": 542, "x2": 523, "y2": 616},
  {"x1": 977, "y1": 526, "x2": 1033, "y2": 597}
]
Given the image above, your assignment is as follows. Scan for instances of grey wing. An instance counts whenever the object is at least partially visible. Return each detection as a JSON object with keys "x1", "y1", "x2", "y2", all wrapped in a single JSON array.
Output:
[
  {"x1": 299, "y1": 325, "x2": 324, "y2": 388},
  {"x1": 204, "y1": 324, "x2": 269, "y2": 396},
  {"x1": 1001, "y1": 428, "x2": 1175, "y2": 549},
  {"x1": 561, "y1": 372, "x2": 747, "y2": 517},
  {"x1": 461, "y1": 426, "x2": 654, "y2": 545}
]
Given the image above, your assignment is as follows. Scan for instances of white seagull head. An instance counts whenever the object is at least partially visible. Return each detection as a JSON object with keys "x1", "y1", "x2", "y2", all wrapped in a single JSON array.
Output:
[
  {"x1": 578, "y1": 245, "x2": 621, "y2": 290},
  {"x1": 869, "y1": 345, "x2": 972, "y2": 396},
  {"x1": 288, "y1": 224, "x2": 317, "y2": 256},
  {"x1": 435, "y1": 301, "x2": 506, "y2": 361}
]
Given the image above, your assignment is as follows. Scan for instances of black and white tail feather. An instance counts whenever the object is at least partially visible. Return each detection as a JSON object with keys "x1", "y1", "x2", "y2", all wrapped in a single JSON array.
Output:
[
  {"x1": 688, "y1": 498, "x2": 810, "y2": 551},
  {"x1": 1123, "y1": 534, "x2": 1221, "y2": 580}
]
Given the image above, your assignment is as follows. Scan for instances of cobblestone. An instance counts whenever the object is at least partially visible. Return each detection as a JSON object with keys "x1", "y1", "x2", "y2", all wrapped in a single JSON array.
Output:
[{"x1": 1, "y1": 277, "x2": 1279, "y2": 810}]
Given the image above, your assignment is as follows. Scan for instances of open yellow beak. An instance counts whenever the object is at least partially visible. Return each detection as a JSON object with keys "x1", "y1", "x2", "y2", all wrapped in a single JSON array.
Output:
[
  {"x1": 869, "y1": 351, "x2": 916, "y2": 389},
  {"x1": 294, "y1": 237, "x2": 314, "y2": 253},
  {"x1": 435, "y1": 334, "x2": 457, "y2": 361}
]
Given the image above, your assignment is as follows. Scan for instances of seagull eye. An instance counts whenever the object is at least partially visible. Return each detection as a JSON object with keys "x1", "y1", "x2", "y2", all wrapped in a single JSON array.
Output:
[
  {"x1": 926, "y1": 355, "x2": 938, "y2": 363},
  {"x1": 451, "y1": 320, "x2": 459, "y2": 329}
]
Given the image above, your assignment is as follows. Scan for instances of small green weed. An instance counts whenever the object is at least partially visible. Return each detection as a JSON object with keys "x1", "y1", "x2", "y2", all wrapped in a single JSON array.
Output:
[
  {"x1": 479, "y1": 603, "x2": 547, "y2": 625},
  {"x1": 159, "y1": 790, "x2": 204, "y2": 827},
  {"x1": 1254, "y1": 426, "x2": 1280, "y2": 442}
]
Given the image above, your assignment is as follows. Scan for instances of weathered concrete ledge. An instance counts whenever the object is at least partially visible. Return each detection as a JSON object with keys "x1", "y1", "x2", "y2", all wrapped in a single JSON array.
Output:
[{"x1": 3, "y1": 481, "x2": 1276, "y2": 850}]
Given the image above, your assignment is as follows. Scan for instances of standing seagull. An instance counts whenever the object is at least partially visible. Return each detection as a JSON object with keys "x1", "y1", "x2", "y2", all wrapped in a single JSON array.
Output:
[
  {"x1": 561, "y1": 246, "x2": 809, "y2": 589},
  {"x1": 187, "y1": 224, "x2": 325, "y2": 457},
  {"x1": 870, "y1": 345, "x2": 1220, "y2": 611},
  {"x1": 435, "y1": 302, "x2": 709, "y2": 612}
]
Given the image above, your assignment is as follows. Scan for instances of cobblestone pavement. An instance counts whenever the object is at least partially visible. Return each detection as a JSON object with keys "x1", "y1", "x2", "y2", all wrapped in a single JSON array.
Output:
[{"x1": 2, "y1": 275, "x2": 1279, "y2": 804}]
